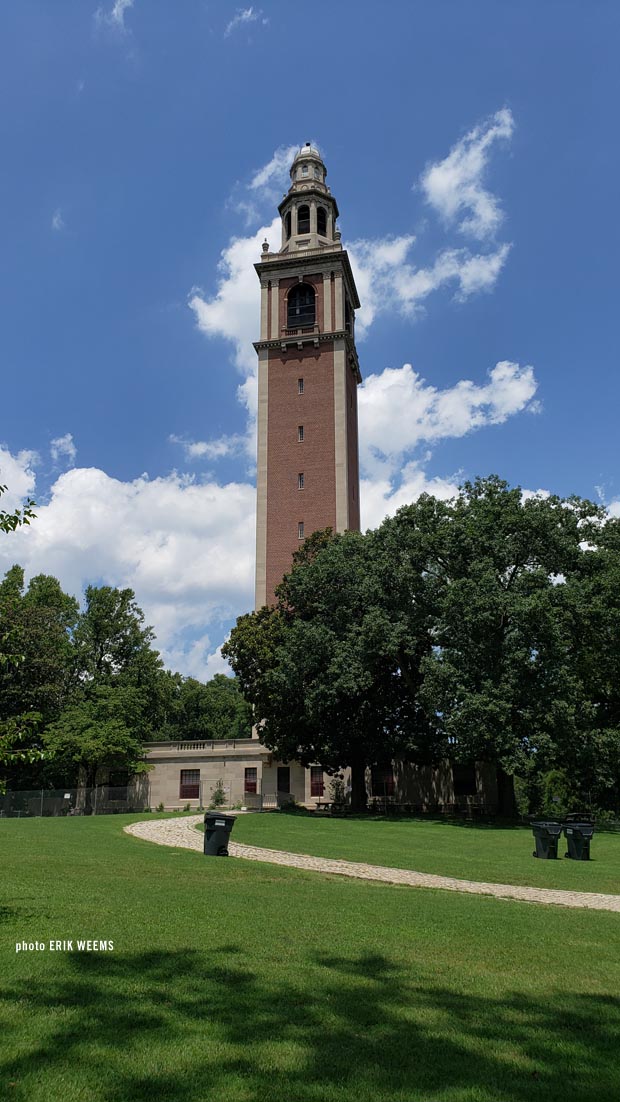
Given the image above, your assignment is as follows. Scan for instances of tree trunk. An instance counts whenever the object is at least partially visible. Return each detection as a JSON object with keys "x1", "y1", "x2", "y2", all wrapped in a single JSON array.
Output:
[
  {"x1": 83, "y1": 765, "x2": 96, "y2": 815},
  {"x1": 496, "y1": 765, "x2": 518, "y2": 819},
  {"x1": 349, "y1": 759, "x2": 368, "y2": 814}
]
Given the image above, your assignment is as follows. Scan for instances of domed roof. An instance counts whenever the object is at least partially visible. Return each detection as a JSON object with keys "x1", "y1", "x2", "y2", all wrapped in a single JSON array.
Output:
[{"x1": 292, "y1": 142, "x2": 323, "y2": 163}]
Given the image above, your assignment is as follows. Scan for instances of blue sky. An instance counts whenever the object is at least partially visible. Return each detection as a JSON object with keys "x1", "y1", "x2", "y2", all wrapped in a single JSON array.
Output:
[{"x1": 1, "y1": 0, "x2": 618, "y2": 678}]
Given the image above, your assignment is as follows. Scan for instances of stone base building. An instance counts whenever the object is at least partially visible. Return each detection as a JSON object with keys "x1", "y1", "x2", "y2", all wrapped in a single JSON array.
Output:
[{"x1": 143, "y1": 740, "x2": 500, "y2": 816}]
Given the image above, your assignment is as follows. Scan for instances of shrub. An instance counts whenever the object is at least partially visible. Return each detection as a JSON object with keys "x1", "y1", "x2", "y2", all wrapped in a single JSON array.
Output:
[{"x1": 209, "y1": 778, "x2": 227, "y2": 809}]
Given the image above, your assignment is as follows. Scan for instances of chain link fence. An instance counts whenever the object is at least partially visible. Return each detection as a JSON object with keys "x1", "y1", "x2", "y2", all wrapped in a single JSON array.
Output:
[{"x1": 0, "y1": 786, "x2": 148, "y2": 817}]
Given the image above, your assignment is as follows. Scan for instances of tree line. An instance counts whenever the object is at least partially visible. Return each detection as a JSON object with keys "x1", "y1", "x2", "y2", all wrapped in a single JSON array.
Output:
[
  {"x1": 0, "y1": 488, "x2": 252, "y2": 792},
  {"x1": 224, "y1": 477, "x2": 620, "y2": 817}
]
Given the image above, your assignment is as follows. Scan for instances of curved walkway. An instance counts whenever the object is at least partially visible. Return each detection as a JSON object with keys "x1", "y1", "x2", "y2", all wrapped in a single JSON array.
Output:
[{"x1": 124, "y1": 815, "x2": 620, "y2": 912}]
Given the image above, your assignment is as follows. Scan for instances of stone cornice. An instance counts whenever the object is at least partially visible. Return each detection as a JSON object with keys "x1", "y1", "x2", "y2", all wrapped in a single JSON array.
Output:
[
  {"x1": 255, "y1": 248, "x2": 360, "y2": 309},
  {"x1": 253, "y1": 330, "x2": 362, "y2": 383},
  {"x1": 278, "y1": 187, "x2": 340, "y2": 220}
]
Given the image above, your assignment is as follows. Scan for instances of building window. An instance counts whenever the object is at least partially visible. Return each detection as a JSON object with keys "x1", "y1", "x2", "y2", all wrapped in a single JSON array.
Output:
[
  {"x1": 298, "y1": 473, "x2": 304, "y2": 490},
  {"x1": 452, "y1": 763, "x2": 477, "y2": 798},
  {"x1": 314, "y1": 166, "x2": 321, "y2": 180},
  {"x1": 287, "y1": 282, "x2": 315, "y2": 328},
  {"x1": 298, "y1": 377, "x2": 304, "y2": 394},
  {"x1": 317, "y1": 206, "x2": 327, "y2": 235},
  {"x1": 285, "y1": 211, "x2": 291, "y2": 240},
  {"x1": 298, "y1": 521, "x2": 305, "y2": 540},
  {"x1": 301, "y1": 164, "x2": 308, "y2": 177},
  {"x1": 371, "y1": 764, "x2": 395, "y2": 798},
  {"x1": 298, "y1": 425, "x2": 304, "y2": 442},
  {"x1": 179, "y1": 770, "x2": 200, "y2": 800},
  {"x1": 244, "y1": 768, "x2": 257, "y2": 794},
  {"x1": 297, "y1": 204, "x2": 310, "y2": 234},
  {"x1": 310, "y1": 767, "x2": 324, "y2": 797}
]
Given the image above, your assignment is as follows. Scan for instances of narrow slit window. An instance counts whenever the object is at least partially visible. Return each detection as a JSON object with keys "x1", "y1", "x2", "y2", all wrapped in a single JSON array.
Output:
[
  {"x1": 298, "y1": 425, "x2": 304, "y2": 442},
  {"x1": 298, "y1": 521, "x2": 305, "y2": 540},
  {"x1": 298, "y1": 377, "x2": 304, "y2": 394},
  {"x1": 298, "y1": 473, "x2": 304, "y2": 490}
]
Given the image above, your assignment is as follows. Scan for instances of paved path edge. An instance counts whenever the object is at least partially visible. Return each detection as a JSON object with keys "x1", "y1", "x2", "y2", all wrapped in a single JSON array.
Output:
[{"x1": 123, "y1": 815, "x2": 620, "y2": 912}]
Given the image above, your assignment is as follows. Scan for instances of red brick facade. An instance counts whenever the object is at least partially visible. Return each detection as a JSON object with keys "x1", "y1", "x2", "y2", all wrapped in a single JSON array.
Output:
[
  {"x1": 265, "y1": 339, "x2": 337, "y2": 603},
  {"x1": 254, "y1": 144, "x2": 362, "y2": 608}
]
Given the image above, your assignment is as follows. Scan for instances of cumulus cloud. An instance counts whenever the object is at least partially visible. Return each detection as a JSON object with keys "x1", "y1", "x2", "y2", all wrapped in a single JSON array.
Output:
[
  {"x1": 358, "y1": 360, "x2": 538, "y2": 480},
  {"x1": 420, "y1": 108, "x2": 514, "y2": 239},
  {"x1": 50, "y1": 433, "x2": 77, "y2": 466},
  {"x1": 360, "y1": 462, "x2": 461, "y2": 531},
  {"x1": 187, "y1": 217, "x2": 281, "y2": 461},
  {"x1": 350, "y1": 239, "x2": 511, "y2": 335},
  {"x1": 0, "y1": 446, "x2": 38, "y2": 512},
  {"x1": 224, "y1": 7, "x2": 268, "y2": 37},
  {"x1": 0, "y1": 454, "x2": 255, "y2": 681}
]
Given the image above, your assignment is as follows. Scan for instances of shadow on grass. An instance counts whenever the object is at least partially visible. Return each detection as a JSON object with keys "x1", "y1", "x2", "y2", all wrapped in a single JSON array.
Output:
[{"x1": 2, "y1": 947, "x2": 619, "y2": 1102}]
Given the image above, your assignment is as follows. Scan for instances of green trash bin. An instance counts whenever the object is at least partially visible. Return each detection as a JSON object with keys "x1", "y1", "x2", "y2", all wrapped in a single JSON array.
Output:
[
  {"x1": 204, "y1": 813, "x2": 236, "y2": 857},
  {"x1": 532, "y1": 821, "x2": 562, "y2": 859},
  {"x1": 564, "y1": 821, "x2": 595, "y2": 861}
]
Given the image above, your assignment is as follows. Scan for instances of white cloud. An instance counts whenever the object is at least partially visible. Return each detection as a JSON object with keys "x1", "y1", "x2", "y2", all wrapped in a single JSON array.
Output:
[
  {"x1": 0, "y1": 456, "x2": 254, "y2": 681},
  {"x1": 169, "y1": 433, "x2": 248, "y2": 462},
  {"x1": 358, "y1": 360, "x2": 538, "y2": 480},
  {"x1": 228, "y1": 144, "x2": 297, "y2": 226},
  {"x1": 50, "y1": 433, "x2": 77, "y2": 465},
  {"x1": 95, "y1": 0, "x2": 133, "y2": 32},
  {"x1": 248, "y1": 145, "x2": 297, "y2": 193},
  {"x1": 0, "y1": 446, "x2": 38, "y2": 512},
  {"x1": 350, "y1": 239, "x2": 511, "y2": 336},
  {"x1": 51, "y1": 209, "x2": 65, "y2": 232},
  {"x1": 224, "y1": 7, "x2": 268, "y2": 37},
  {"x1": 420, "y1": 108, "x2": 514, "y2": 239},
  {"x1": 360, "y1": 462, "x2": 461, "y2": 531}
]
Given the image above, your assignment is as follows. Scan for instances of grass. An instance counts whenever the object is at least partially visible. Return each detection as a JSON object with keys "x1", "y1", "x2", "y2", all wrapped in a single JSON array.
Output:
[
  {"x1": 0, "y1": 813, "x2": 619, "y2": 1102},
  {"x1": 223, "y1": 812, "x2": 620, "y2": 894}
]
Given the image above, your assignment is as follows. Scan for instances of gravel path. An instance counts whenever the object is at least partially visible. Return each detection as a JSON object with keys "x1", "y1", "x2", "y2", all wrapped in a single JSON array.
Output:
[{"x1": 124, "y1": 815, "x2": 620, "y2": 912}]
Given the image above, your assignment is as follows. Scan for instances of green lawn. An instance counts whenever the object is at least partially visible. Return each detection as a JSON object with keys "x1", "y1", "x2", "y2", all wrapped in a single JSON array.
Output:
[
  {"x1": 226, "y1": 812, "x2": 620, "y2": 894},
  {"x1": 1, "y1": 814, "x2": 619, "y2": 1102}
]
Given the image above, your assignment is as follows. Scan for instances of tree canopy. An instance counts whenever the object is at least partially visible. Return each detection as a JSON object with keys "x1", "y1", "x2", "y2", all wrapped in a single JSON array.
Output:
[{"x1": 224, "y1": 477, "x2": 620, "y2": 816}]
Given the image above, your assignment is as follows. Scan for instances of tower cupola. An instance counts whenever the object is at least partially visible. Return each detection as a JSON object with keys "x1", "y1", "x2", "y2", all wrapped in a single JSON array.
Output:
[{"x1": 278, "y1": 143, "x2": 340, "y2": 253}]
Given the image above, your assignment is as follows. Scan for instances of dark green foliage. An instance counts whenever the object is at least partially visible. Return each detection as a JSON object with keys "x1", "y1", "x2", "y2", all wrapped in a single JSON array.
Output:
[{"x1": 225, "y1": 477, "x2": 620, "y2": 816}]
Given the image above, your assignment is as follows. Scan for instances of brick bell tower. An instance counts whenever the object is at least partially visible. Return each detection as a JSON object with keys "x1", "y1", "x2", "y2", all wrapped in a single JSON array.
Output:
[{"x1": 253, "y1": 143, "x2": 362, "y2": 607}]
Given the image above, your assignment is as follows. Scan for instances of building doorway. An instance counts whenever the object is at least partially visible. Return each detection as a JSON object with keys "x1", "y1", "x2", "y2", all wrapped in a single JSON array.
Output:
[{"x1": 277, "y1": 767, "x2": 290, "y2": 794}]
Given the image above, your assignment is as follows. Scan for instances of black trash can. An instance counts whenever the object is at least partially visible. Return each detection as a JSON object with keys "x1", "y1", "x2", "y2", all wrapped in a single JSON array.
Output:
[
  {"x1": 564, "y1": 822, "x2": 595, "y2": 861},
  {"x1": 532, "y1": 821, "x2": 562, "y2": 859},
  {"x1": 204, "y1": 813, "x2": 236, "y2": 857}
]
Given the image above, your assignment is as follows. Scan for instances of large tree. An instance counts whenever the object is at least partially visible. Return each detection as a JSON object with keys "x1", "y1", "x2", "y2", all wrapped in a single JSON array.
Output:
[
  {"x1": 409, "y1": 477, "x2": 606, "y2": 814},
  {"x1": 224, "y1": 478, "x2": 620, "y2": 817},
  {"x1": 72, "y1": 585, "x2": 165, "y2": 737},
  {"x1": 224, "y1": 528, "x2": 439, "y2": 811},
  {"x1": 42, "y1": 685, "x2": 151, "y2": 812},
  {"x1": 0, "y1": 567, "x2": 79, "y2": 725}
]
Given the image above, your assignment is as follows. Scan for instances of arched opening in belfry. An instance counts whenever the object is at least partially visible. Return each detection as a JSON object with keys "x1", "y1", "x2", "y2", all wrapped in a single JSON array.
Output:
[
  {"x1": 317, "y1": 206, "x2": 327, "y2": 236},
  {"x1": 288, "y1": 283, "x2": 316, "y2": 329},
  {"x1": 284, "y1": 211, "x2": 291, "y2": 240},
  {"x1": 297, "y1": 205, "x2": 310, "y2": 235}
]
